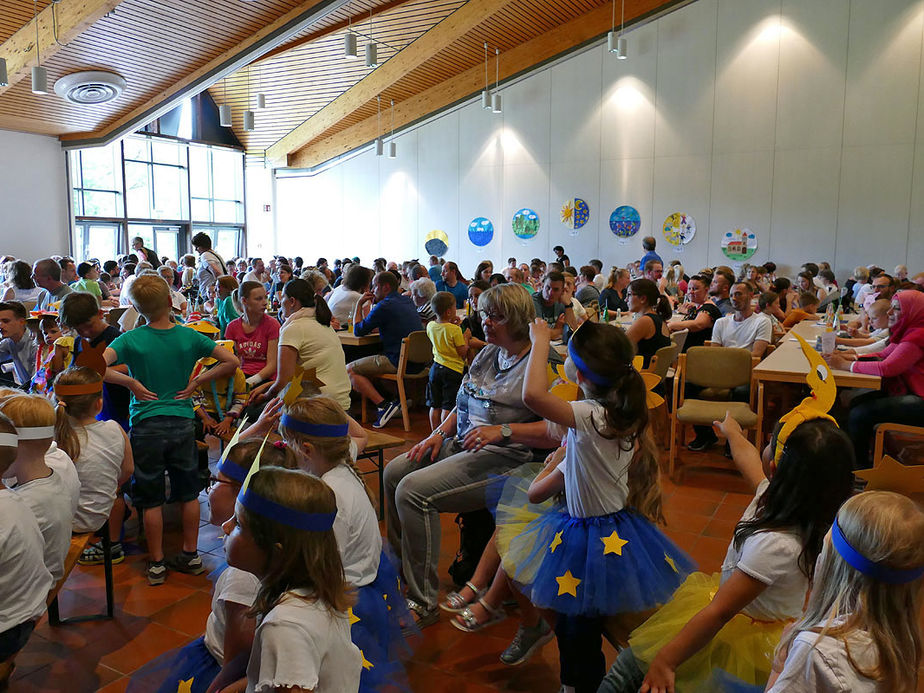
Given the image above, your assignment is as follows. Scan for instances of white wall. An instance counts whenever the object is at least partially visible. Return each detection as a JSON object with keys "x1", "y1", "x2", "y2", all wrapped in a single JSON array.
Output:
[
  {"x1": 273, "y1": 0, "x2": 924, "y2": 279},
  {"x1": 0, "y1": 129, "x2": 70, "y2": 261}
]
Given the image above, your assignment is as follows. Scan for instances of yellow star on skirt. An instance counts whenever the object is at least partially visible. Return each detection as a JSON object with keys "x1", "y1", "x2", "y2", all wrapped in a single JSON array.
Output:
[
  {"x1": 177, "y1": 678, "x2": 194, "y2": 693},
  {"x1": 549, "y1": 530, "x2": 563, "y2": 553},
  {"x1": 556, "y1": 570, "x2": 582, "y2": 597},
  {"x1": 348, "y1": 607, "x2": 360, "y2": 626},
  {"x1": 601, "y1": 530, "x2": 628, "y2": 556},
  {"x1": 360, "y1": 649, "x2": 374, "y2": 670},
  {"x1": 664, "y1": 554, "x2": 678, "y2": 573}
]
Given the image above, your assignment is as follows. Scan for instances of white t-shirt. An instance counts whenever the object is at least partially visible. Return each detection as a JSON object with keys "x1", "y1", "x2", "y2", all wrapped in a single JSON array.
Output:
[
  {"x1": 712, "y1": 312, "x2": 772, "y2": 351},
  {"x1": 0, "y1": 489, "x2": 53, "y2": 629},
  {"x1": 548, "y1": 400, "x2": 633, "y2": 518},
  {"x1": 45, "y1": 442, "x2": 80, "y2": 516},
  {"x1": 72, "y1": 420, "x2": 125, "y2": 534},
  {"x1": 204, "y1": 566, "x2": 260, "y2": 662},
  {"x1": 119, "y1": 274, "x2": 137, "y2": 306},
  {"x1": 15, "y1": 470, "x2": 75, "y2": 581},
  {"x1": 320, "y1": 465, "x2": 381, "y2": 587},
  {"x1": 243, "y1": 271, "x2": 261, "y2": 284},
  {"x1": 570, "y1": 296, "x2": 587, "y2": 320},
  {"x1": 278, "y1": 313, "x2": 352, "y2": 411},
  {"x1": 768, "y1": 625, "x2": 879, "y2": 693},
  {"x1": 326, "y1": 286, "x2": 362, "y2": 325},
  {"x1": 170, "y1": 289, "x2": 186, "y2": 311},
  {"x1": 720, "y1": 479, "x2": 808, "y2": 621},
  {"x1": 247, "y1": 590, "x2": 361, "y2": 693},
  {"x1": 593, "y1": 273, "x2": 606, "y2": 291}
]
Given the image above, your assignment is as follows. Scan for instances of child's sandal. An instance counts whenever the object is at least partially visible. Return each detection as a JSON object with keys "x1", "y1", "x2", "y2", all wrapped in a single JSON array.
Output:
[
  {"x1": 451, "y1": 598, "x2": 506, "y2": 633},
  {"x1": 439, "y1": 581, "x2": 484, "y2": 613}
]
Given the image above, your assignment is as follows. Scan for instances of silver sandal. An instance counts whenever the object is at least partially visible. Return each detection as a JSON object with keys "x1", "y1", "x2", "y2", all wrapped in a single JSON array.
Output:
[
  {"x1": 450, "y1": 597, "x2": 506, "y2": 633},
  {"x1": 404, "y1": 597, "x2": 439, "y2": 635},
  {"x1": 439, "y1": 581, "x2": 485, "y2": 613}
]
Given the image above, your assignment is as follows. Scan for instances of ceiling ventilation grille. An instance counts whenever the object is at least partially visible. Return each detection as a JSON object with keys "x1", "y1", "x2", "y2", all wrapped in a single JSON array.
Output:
[{"x1": 54, "y1": 71, "x2": 127, "y2": 104}]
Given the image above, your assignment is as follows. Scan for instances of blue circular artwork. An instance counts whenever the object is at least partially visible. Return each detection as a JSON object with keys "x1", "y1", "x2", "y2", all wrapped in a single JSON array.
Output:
[
  {"x1": 609, "y1": 205, "x2": 641, "y2": 238},
  {"x1": 467, "y1": 217, "x2": 494, "y2": 247},
  {"x1": 424, "y1": 229, "x2": 449, "y2": 257},
  {"x1": 512, "y1": 208, "x2": 539, "y2": 240},
  {"x1": 561, "y1": 198, "x2": 589, "y2": 232}
]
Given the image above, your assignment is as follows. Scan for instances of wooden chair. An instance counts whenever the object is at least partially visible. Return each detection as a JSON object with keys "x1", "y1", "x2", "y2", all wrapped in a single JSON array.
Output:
[
  {"x1": 670, "y1": 328, "x2": 689, "y2": 354},
  {"x1": 361, "y1": 330, "x2": 432, "y2": 432},
  {"x1": 873, "y1": 423, "x2": 924, "y2": 466},
  {"x1": 645, "y1": 343, "x2": 679, "y2": 450},
  {"x1": 105, "y1": 306, "x2": 128, "y2": 326},
  {"x1": 356, "y1": 429, "x2": 406, "y2": 519},
  {"x1": 46, "y1": 522, "x2": 115, "y2": 626},
  {"x1": 669, "y1": 346, "x2": 763, "y2": 479}
]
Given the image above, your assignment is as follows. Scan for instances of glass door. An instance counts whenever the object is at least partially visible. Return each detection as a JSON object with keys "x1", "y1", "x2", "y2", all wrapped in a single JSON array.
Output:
[{"x1": 74, "y1": 221, "x2": 122, "y2": 262}]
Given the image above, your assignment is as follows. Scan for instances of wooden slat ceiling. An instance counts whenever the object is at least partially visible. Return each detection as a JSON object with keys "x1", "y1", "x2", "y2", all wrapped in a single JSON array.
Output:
[
  {"x1": 209, "y1": 0, "x2": 465, "y2": 157},
  {"x1": 0, "y1": 1, "x2": 54, "y2": 44}
]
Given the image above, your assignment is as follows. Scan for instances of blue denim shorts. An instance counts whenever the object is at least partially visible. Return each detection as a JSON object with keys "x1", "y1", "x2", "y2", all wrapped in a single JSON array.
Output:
[{"x1": 129, "y1": 415, "x2": 199, "y2": 508}]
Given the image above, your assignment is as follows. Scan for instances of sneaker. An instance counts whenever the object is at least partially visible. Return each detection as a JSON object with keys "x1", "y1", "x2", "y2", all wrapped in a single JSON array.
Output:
[
  {"x1": 687, "y1": 431, "x2": 718, "y2": 452},
  {"x1": 147, "y1": 560, "x2": 166, "y2": 586},
  {"x1": 372, "y1": 401, "x2": 400, "y2": 429},
  {"x1": 166, "y1": 551, "x2": 205, "y2": 575},
  {"x1": 500, "y1": 619, "x2": 554, "y2": 666},
  {"x1": 78, "y1": 541, "x2": 124, "y2": 566}
]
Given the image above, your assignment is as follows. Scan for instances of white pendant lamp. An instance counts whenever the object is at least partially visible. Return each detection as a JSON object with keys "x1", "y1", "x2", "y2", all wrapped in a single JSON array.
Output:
[
  {"x1": 388, "y1": 99, "x2": 397, "y2": 158},
  {"x1": 344, "y1": 32, "x2": 358, "y2": 58},
  {"x1": 255, "y1": 64, "x2": 266, "y2": 108},
  {"x1": 365, "y1": 42, "x2": 379, "y2": 68},
  {"x1": 30, "y1": 0, "x2": 47, "y2": 94},
  {"x1": 607, "y1": 0, "x2": 627, "y2": 58},
  {"x1": 481, "y1": 42, "x2": 491, "y2": 109},
  {"x1": 243, "y1": 109, "x2": 255, "y2": 131},
  {"x1": 375, "y1": 95, "x2": 383, "y2": 156},
  {"x1": 0, "y1": 58, "x2": 9, "y2": 87},
  {"x1": 219, "y1": 75, "x2": 232, "y2": 127},
  {"x1": 492, "y1": 48, "x2": 502, "y2": 114},
  {"x1": 256, "y1": 93, "x2": 266, "y2": 109}
]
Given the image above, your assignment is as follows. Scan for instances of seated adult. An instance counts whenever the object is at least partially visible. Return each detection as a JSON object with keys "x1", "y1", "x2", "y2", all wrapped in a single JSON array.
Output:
[
  {"x1": 562, "y1": 272, "x2": 587, "y2": 322},
  {"x1": 261, "y1": 278, "x2": 350, "y2": 410},
  {"x1": 575, "y1": 266, "x2": 600, "y2": 305},
  {"x1": 157, "y1": 266, "x2": 187, "y2": 313},
  {"x1": 0, "y1": 301, "x2": 37, "y2": 387},
  {"x1": 59, "y1": 257, "x2": 78, "y2": 284},
  {"x1": 1, "y1": 261, "x2": 43, "y2": 304},
  {"x1": 711, "y1": 282, "x2": 772, "y2": 358},
  {"x1": 669, "y1": 274, "x2": 721, "y2": 350},
  {"x1": 224, "y1": 281, "x2": 280, "y2": 394},
  {"x1": 270, "y1": 263, "x2": 293, "y2": 306},
  {"x1": 118, "y1": 263, "x2": 138, "y2": 306},
  {"x1": 435, "y1": 261, "x2": 468, "y2": 309},
  {"x1": 532, "y1": 270, "x2": 576, "y2": 340},
  {"x1": 599, "y1": 267, "x2": 630, "y2": 314},
  {"x1": 409, "y1": 277, "x2": 437, "y2": 322},
  {"x1": 347, "y1": 271, "x2": 424, "y2": 428},
  {"x1": 824, "y1": 291, "x2": 924, "y2": 466},
  {"x1": 705, "y1": 268, "x2": 733, "y2": 316},
  {"x1": 782, "y1": 291, "x2": 820, "y2": 328},
  {"x1": 327, "y1": 263, "x2": 371, "y2": 325},
  {"x1": 625, "y1": 278, "x2": 672, "y2": 368},
  {"x1": 796, "y1": 270, "x2": 821, "y2": 300},
  {"x1": 383, "y1": 284, "x2": 560, "y2": 627},
  {"x1": 589, "y1": 259, "x2": 605, "y2": 290},
  {"x1": 32, "y1": 258, "x2": 73, "y2": 312},
  {"x1": 474, "y1": 261, "x2": 494, "y2": 284}
]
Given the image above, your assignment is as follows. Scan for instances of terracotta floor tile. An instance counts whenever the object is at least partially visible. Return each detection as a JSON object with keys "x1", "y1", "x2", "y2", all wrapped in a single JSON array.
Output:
[
  {"x1": 702, "y1": 516, "x2": 739, "y2": 540},
  {"x1": 662, "y1": 509, "x2": 711, "y2": 535},
  {"x1": 712, "y1": 501, "x2": 750, "y2": 522},
  {"x1": 663, "y1": 494, "x2": 719, "y2": 517},
  {"x1": 98, "y1": 622, "x2": 192, "y2": 674},
  {"x1": 690, "y1": 535, "x2": 732, "y2": 573},
  {"x1": 12, "y1": 656, "x2": 123, "y2": 692},
  {"x1": 96, "y1": 676, "x2": 130, "y2": 693},
  {"x1": 149, "y1": 590, "x2": 213, "y2": 635}
]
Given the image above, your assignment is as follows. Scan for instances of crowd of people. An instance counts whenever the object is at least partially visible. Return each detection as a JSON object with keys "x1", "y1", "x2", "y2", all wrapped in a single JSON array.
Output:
[{"x1": 0, "y1": 231, "x2": 922, "y2": 693}]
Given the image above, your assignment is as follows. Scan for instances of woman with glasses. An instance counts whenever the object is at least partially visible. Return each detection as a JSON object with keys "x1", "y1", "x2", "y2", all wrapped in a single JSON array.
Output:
[
  {"x1": 384, "y1": 284, "x2": 561, "y2": 630},
  {"x1": 625, "y1": 278, "x2": 672, "y2": 368}
]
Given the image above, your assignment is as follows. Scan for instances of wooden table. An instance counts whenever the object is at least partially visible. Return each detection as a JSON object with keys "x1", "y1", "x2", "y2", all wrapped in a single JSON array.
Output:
[
  {"x1": 357, "y1": 429, "x2": 405, "y2": 519},
  {"x1": 338, "y1": 330, "x2": 381, "y2": 347}
]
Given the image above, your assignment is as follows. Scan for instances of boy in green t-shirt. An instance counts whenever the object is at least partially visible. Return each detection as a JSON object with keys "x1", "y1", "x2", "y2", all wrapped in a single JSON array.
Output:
[
  {"x1": 104, "y1": 275, "x2": 239, "y2": 585},
  {"x1": 425, "y1": 291, "x2": 469, "y2": 429},
  {"x1": 71, "y1": 262, "x2": 103, "y2": 304}
]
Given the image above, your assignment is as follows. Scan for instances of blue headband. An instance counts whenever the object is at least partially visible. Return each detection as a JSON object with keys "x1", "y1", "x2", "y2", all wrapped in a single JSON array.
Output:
[
  {"x1": 280, "y1": 414, "x2": 349, "y2": 438},
  {"x1": 218, "y1": 456, "x2": 248, "y2": 484},
  {"x1": 567, "y1": 339, "x2": 613, "y2": 387},
  {"x1": 238, "y1": 488, "x2": 336, "y2": 532},
  {"x1": 831, "y1": 519, "x2": 924, "y2": 585}
]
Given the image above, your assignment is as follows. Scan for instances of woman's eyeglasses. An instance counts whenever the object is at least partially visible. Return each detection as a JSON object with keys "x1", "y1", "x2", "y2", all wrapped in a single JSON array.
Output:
[{"x1": 478, "y1": 310, "x2": 508, "y2": 324}]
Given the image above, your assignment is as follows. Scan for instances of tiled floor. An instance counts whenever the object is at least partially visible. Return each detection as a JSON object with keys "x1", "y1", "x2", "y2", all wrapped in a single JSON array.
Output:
[{"x1": 0, "y1": 415, "x2": 821, "y2": 692}]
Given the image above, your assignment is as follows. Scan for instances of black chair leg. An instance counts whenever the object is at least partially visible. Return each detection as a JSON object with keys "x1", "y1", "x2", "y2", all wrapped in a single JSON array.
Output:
[
  {"x1": 49, "y1": 522, "x2": 115, "y2": 626},
  {"x1": 377, "y1": 450, "x2": 385, "y2": 521}
]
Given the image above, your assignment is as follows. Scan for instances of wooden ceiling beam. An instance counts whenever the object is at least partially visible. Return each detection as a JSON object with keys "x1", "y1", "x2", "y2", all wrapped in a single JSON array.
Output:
[
  {"x1": 265, "y1": 0, "x2": 519, "y2": 163},
  {"x1": 287, "y1": 0, "x2": 674, "y2": 169},
  {"x1": 0, "y1": 0, "x2": 124, "y2": 97},
  {"x1": 58, "y1": 0, "x2": 351, "y2": 148}
]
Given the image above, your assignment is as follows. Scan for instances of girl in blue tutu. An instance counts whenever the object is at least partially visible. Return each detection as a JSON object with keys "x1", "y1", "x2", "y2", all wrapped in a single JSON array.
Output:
[
  {"x1": 502, "y1": 319, "x2": 696, "y2": 692},
  {"x1": 279, "y1": 396, "x2": 412, "y2": 692}
]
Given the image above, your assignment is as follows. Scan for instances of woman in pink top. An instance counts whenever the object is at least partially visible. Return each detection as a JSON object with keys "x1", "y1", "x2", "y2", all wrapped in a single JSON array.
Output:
[
  {"x1": 224, "y1": 281, "x2": 280, "y2": 402},
  {"x1": 825, "y1": 290, "x2": 924, "y2": 466}
]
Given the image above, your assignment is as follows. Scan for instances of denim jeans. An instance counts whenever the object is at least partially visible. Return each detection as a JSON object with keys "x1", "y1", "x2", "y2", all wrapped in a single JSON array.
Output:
[
  {"x1": 847, "y1": 392, "x2": 924, "y2": 467},
  {"x1": 130, "y1": 415, "x2": 198, "y2": 508},
  {"x1": 597, "y1": 647, "x2": 645, "y2": 693},
  {"x1": 384, "y1": 438, "x2": 530, "y2": 611}
]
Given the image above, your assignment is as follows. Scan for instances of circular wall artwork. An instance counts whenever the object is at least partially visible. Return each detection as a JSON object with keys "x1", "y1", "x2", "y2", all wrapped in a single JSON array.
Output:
[
  {"x1": 512, "y1": 208, "x2": 540, "y2": 241},
  {"x1": 467, "y1": 217, "x2": 494, "y2": 247},
  {"x1": 662, "y1": 212, "x2": 696, "y2": 246},
  {"x1": 424, "y1": 229, "x2": 449, "y2": 257},
  {"x1": 609, "y1": 205, "x2": 641, "y2": 238},
  {"x1": 560, "y1": 198, "x2": 589, "y2": 234},
  {"x1": 721, "y1": 228, "x2": 757, "y2": 261}
]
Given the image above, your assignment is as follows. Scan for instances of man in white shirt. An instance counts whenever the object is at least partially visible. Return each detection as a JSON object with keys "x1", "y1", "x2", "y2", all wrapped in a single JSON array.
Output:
[
  {"x1": 242, "y1": 258, "x2": 266, "y2": 284},
  {"x1": 711, "y1": 282, "x2": 772, "y2": 358}
]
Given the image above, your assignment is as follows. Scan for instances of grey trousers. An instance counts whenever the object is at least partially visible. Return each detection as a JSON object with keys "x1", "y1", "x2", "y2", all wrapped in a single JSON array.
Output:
[
  {"x1": 597, "y1": 647, "x2": 645, "y2": 693},
  {"x1": 384, "y1": 438, "x2": 529, "y2": 611}
]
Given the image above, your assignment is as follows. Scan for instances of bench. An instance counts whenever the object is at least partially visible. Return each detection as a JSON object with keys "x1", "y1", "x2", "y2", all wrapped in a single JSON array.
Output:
[
  {"x1": 356, "y1": 430, "x2": 405, "y2": 519},
  {"x1": 46, "y1": 523, "x2": 115, "y2": 626}
]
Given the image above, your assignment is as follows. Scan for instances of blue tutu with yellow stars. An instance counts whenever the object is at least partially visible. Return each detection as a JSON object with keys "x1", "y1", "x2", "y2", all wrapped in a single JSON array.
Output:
[
  {"x1": 350, "y1": 549, "x2": 414, "y2": 692},
  {"x1": 496, "y1": 469, "x2": 695, "y2": 616},
  {"x1": 125, "y1": 636, "x2": 220, "y2": 693}
]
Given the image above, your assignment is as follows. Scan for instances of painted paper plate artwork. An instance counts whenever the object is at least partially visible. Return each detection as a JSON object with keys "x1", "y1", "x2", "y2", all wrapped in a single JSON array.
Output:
[
  {"x1": 424, "y1": 229, "x2": 449, "y2": 257},
  {"x1": 467, "y1": 217, "x2": 494, "y2": 247},
  {"x1": 609, "y1": 205, "x2": 641, "y2": 238},
  {"x1": 662, "y1": 212, "x2": 696, "y2": 246},
  {"x1": 512, "y1": 208, "x2": 540, "y2": 240},
  {"x1": 721, "y1": 228, "x2": 757, "y2": 261},
  {"x1": 560, "y1": 198, "x2": 589, "y2": 232}
]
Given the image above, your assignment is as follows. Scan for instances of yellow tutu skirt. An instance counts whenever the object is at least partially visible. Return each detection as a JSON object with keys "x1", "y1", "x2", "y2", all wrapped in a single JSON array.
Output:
[{"x1": 629, "y1": 573, "x2": 787, "y2": 692}]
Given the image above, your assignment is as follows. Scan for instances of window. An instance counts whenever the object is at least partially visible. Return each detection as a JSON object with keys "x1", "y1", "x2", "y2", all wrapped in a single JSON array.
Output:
[
  {"x1": 189, "y1": 145, "x2": 245, "y2": 224},
  {"x1": 74, "y1": 222, "x2": 121, "y2": 263},
  {"x1": 129, "y1": 224, "x2": 182, "y2": 262},
  {"x1": 69, "y1": 142, "x2": 122, "y2": 218},
  {"x1": 123, "y1": 138, "x2": 189, "y2": 220},
  {"x1": 192, "y1": 227, "x2": 240, "y2": 261}
]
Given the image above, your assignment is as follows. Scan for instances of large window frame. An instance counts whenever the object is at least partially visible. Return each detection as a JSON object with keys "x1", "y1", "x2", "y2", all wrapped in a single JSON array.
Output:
[{"x1": 67, "y1": 133, "x2": 247, "y2": 263}]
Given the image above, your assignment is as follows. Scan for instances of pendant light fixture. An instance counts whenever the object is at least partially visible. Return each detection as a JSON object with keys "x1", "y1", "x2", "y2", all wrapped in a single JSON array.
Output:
[
  {"x1": 375, "y1": 95, "x2": 384, "y2": 156},
  {"x1": 31, "y1": 0, "x2": 48, "y2": 94},
  {"x1": 365, "y1": 8, "x2": 379, "y2": 68},
  {"x1": 255, "y1": 63, "x2": 266, "y2": 109},
  {"x1": 388, "y1": 99, "x2": 396, "y2": 158},
  {"x1": 0, "y1": 58, "x2": 8, "y2": 87},
  {"x1": 481, "y1": 42, "x2": 491, "y2": 109},
  {"x1": 344, "y1": 3, "x2": 358, "y2": 58},
  {"x1": 243, "y1": 67, "x2": 255, "y2": 132},
  {"x1": 492, "y1": 48, "x2": 502, "y2": 114},
  {"x1": 617, "y1": 0, "x2": 628, "y2": 59},
  {"x1": 219, "y1": 77, "x2": 232, "y2": 127}
]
